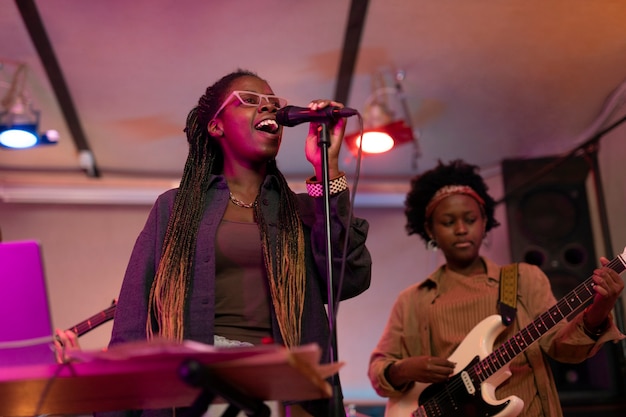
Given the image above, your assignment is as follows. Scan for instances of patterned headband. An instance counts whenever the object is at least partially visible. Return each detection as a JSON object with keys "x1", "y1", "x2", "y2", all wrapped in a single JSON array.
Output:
[{"x1": 424, "y1": 185, "x2": 485, "y2": 219}]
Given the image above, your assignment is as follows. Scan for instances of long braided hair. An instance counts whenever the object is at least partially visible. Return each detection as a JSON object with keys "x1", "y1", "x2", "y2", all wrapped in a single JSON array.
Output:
[{"x1": 146, "y1": 70, "x2": 306, "y2": 347}]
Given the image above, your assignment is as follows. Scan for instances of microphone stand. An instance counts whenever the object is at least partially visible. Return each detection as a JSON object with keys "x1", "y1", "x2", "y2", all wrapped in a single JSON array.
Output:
[
  {"x1": 178, "y1": 358, "x2": 271, "y2": 417},
  {"x1": 316, "y1": 123, "x2": 344, "y2": 417}
]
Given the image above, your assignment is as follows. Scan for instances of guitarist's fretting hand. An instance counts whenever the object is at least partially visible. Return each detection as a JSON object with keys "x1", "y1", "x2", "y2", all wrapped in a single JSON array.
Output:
[
  {"x1": 54, "y1": 329, "x2": 80, "y2": 364},
  {"x1": 52, "y1": 300, "x2": 117, "y2": 364},
  {"x1": 584, "y1": 256, "x2": 625, "y2": 332},
  {"x1": 388, "y1": 356, "x2": 456, "y2": 387}
]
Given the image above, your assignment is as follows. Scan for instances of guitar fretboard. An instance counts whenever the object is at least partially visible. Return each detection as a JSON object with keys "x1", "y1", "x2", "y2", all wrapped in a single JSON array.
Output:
[
  {"x1": 67, "y1": 303, "x2": 116, "y2": 337},
  {"x1": 473, "y1": 255, "x2": 626, "y2": 382}
]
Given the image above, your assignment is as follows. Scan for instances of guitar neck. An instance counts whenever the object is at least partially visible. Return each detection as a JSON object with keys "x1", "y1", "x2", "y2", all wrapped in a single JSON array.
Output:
[
  {"x1": 66, "y1": 303, "x2": 116, "y2": 337},
  {"x1": 476, "y1": 255, "x2": 626, "y2": 382}
]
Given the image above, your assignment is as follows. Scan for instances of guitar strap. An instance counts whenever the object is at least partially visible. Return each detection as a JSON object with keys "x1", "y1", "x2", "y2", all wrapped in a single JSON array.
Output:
[{"x1": 498, "y1": 263, "x2": 519, "y2": 326}]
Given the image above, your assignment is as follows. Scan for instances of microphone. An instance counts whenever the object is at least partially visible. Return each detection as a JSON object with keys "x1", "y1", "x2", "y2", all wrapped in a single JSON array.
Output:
[{"x1": 276, "y1": 105, "x2": 359, "y2": 127}]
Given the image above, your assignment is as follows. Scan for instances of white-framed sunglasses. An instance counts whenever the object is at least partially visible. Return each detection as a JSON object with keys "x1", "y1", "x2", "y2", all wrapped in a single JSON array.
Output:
[{"x1": 211, "y1": 90, "x2": 288, "y2": 120}]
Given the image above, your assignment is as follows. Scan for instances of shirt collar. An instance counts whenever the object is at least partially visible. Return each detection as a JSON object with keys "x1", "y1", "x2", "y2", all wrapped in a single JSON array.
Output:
[{"x1": 418, "y1": 256, "x2": 501, "y2": 289}]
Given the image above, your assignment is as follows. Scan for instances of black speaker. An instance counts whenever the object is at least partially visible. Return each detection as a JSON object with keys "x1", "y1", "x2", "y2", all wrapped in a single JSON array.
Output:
[{"x1": 502, "y1": 156, "x2": 623, "y2": 406}]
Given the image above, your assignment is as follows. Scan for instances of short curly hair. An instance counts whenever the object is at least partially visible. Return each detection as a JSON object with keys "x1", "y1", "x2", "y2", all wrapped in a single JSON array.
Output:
[{"x1": 405, "y1": 159, "x2": 500, "y2": 244}]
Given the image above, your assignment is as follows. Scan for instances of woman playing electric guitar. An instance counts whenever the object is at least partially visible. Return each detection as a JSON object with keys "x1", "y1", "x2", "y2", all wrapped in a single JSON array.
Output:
[{"x1": 368, "y1": 160, "x2": 625, "y2": 417}]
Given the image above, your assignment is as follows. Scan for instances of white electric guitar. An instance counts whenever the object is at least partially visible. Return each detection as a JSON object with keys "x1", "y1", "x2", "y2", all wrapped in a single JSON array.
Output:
[{"x1": 385, "y1": 248, "x2": 626, "y2": 417}]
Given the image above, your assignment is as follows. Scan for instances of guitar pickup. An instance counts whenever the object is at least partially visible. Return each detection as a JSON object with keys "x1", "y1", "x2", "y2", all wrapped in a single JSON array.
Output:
[{"x1": 461, "y1": 371, "x2": 476, "y2": 395}]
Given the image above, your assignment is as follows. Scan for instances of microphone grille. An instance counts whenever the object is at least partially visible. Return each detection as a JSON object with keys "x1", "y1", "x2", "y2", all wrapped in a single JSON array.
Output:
[{"x1": 275, "y1": 105, "x2": 297, "y2": 127}]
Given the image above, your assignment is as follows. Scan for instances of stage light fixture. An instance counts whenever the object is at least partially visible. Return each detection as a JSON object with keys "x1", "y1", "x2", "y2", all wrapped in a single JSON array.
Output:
[
  {"x1": 344, "y1": 70, "x2": 420, "y2": 164},
  {"x1": 0, "y1": 61, "x2": 58, "y2": 149},
  {"x1": 0, "y1": 110, "x2": 59, "y2": 149}
]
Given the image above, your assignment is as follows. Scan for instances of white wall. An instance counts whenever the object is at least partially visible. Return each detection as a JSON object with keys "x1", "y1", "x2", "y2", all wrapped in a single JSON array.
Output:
[
  {"x1": 1, "y1": 137, "x2": 625, "y2": 405},
  {"x1": 0, "y1": 204, "x2": 147, "y2": 349}
]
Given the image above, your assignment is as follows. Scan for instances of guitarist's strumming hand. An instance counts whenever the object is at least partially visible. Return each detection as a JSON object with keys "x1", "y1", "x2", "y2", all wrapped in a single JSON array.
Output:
[
  {"x1": 583, "y1": 256, "x2": 625, "y2": 334},
  {"x1": 387, "y1": 356, "x2": 456, "y2": 388}
]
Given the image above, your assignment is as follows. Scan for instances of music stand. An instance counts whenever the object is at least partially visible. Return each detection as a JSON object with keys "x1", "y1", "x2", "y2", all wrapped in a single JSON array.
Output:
[{"x1": 0, "y1": 341, "x2": 342, "y2": 417}]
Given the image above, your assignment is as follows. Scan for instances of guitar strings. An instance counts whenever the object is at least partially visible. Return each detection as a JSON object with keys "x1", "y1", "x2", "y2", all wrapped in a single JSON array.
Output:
[{"x1": 70, "y1": 305, "x2": 116, "y2": 335}]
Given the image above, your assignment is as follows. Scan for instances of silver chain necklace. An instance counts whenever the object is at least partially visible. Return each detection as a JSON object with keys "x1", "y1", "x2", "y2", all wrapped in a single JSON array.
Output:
[{"x1": 228, "y1": 192, "x2": 257, "y2": 209}]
